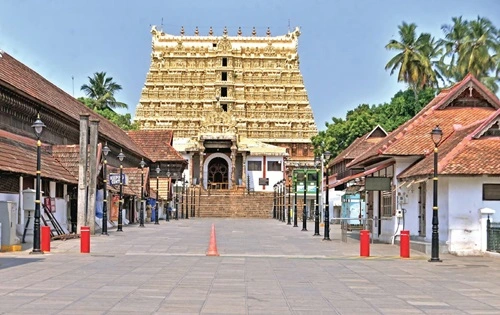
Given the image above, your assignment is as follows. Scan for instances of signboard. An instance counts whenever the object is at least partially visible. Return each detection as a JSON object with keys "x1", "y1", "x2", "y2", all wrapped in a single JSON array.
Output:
[
  {"x1": 109, "y1": 173, "x2": 127, "y2": 185},
  {"x1": 365, "y1": 177, "x2": 391, "y2": 191},
  {"x1": 258, "y1": 178, "x2": 269, "y2": 186}
]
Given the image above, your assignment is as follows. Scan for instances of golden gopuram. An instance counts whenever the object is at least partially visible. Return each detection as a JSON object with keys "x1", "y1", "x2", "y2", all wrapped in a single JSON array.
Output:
[{"x1": 135, "y1": 25, "x2": 318, "y2": 191}]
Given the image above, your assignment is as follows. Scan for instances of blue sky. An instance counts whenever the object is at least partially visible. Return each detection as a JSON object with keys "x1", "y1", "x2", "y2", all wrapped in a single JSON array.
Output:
[{"x1": 0, "y1": 0, "x2": 498, "y2": 130}]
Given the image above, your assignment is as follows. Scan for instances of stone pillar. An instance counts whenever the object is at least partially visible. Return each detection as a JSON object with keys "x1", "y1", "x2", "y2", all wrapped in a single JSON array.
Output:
[
  {"x1": 199, "y1": 147, "x2": 205, "y2": 189},
  {"x1": 230, "y1": 144, "x2": 237, "y2": 188},
  {"x1": 242, "y1": 152, "x2": 247, "y2": 189},
  {"x1": 77, "y1": 114, "x2": 90, "y2": 234},
  {"x1": 87, "y1": 119, "x2": 99, "y2": 234}
]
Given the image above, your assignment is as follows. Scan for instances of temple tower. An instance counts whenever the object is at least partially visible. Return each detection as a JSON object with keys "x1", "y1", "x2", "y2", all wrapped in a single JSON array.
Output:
[{"x1": 135, "y1": 26, "x2": 318, "y2": 190}]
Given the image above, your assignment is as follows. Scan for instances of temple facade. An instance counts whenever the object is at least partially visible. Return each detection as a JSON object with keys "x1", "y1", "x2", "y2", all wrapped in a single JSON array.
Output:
[{"x1": 135, "y1": 26, "x2": 318, "y2": 190}]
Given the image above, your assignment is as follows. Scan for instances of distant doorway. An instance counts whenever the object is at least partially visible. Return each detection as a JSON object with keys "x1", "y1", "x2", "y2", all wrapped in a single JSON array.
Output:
[{"x1": 207, "y1": 157, "x2": 229, "y2": 189}]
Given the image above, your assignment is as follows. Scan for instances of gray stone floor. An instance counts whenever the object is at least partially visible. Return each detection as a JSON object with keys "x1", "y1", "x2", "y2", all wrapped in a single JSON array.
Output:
[{"x1": 1, "y1": 218, "x2": 500, "y2": 314}]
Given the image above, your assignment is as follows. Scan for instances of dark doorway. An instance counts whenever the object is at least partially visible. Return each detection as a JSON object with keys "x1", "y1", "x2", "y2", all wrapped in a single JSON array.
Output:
[{"x1": 208, "y1": 157, "x2": 229, "y2": 189}]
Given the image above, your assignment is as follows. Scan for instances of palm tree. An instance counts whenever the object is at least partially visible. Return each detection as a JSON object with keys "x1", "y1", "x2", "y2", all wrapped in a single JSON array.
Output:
[
  {"x1": 440, "y1": 16, "x2": 499, "y2": 92},
  {"x1": 80, "y1": 72, "x2": 128, "y2": 110},
  {"x1": 385, "y1": 22, "x2": 440, "y2": 99}
]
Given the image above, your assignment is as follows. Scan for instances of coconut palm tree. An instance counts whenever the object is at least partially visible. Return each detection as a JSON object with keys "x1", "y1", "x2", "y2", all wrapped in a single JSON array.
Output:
[
  {"x1": 385, "y1": 22, "x2": 440, "y2": 98},
  {"x1": 439, "y1": 16, "x2": 469, "y2": 82},
  {"x1": 80, "y1": 72, "x2": 128, "y2": 110}
]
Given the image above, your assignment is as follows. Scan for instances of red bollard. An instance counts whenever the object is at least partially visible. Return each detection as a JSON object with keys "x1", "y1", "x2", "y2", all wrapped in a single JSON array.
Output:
[
  {"x1": 400, "y1": 230, "x2": 410, "y2": 258},
  {"x1": 360, "y1": 230, "x2": 370, "y2": 257},
  {"x1": 80, "y1": 226, "x2": 90, "y2": 253},
  {"x1": 41, "y1": 226, "x2": 51, "y2": 252}
]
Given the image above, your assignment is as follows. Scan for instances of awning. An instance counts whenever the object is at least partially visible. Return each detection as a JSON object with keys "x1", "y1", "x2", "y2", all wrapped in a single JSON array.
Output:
[{"x1": 330, "y1": 161, "x2": 395, "y2": 189}]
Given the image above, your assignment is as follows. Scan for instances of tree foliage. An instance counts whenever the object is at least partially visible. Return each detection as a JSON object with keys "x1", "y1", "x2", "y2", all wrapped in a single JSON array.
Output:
[
  {"x1": 78, "y1": 97, "x2": 138, "y2": 131},
  {"x1": 312, "y1": 88, "x2": 436, "y2": 158},
  {"x1": 387, "y1": 16, "x2": 500, "y2": 94},
  {"x1": 80, "y1": 72, "x2": 128, "y2": 110}
]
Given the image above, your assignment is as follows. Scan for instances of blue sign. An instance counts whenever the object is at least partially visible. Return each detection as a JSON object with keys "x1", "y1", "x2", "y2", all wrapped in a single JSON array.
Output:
[{"x1": 109, "y1": 173, "x2": 127, "y2": 185}]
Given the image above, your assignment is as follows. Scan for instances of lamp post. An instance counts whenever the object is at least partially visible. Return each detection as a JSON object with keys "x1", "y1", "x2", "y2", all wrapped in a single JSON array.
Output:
[
  {"x1": 277, "y1": 181, "x2": 282, "y2": 221},
  {"x1": 185, "y1": 178, "x2": 189, "y2": 219},
  {"x1": 302, "y1": 171, "x2": 307, "y2": 231},
  {"x1": 323, "y1": 151, "x2": 331, "y2": 241},
  {"x1": 155, "y1": 165, "x2": 161, "y2": 225},
  {"x1": 282, "y1": 180, "x2": 286, "y2": 223},
  {"x1": 293, "y1": 173, "x2": 298, "y2": 227},
  {"x1": 139, "y1": 158, "x2": 146, "y2": 227},
  {"x1": 181, "y1": 174, "x2": 185, "y2": 219},
  {"x1": 174, "y1": 174, "x2": 179, "y2": 220},
  {"x1": 31, "y1": 114, "x2": 45, "y2": 254},
  {"x1": 102, "y1": 142, "x2": 110, "y2": 235},
  {"x1": 314, "y1": 156, "x2": 321, "y2": 236},
  {"x1": 117, "y1": 149, "x2": 125, "y2": 232},
  {"x1": 273, "y1": 183, "x2": 277, "y2": 219},
  {"x1": 287, "y1": 179, "x2": 292, "y2": 225},
  {"x1": 430, "y1": 125, "x2": 443, "y2": 262},
  {"x1": 166, "y1": 171, "x2": 171, "y2": 222}
]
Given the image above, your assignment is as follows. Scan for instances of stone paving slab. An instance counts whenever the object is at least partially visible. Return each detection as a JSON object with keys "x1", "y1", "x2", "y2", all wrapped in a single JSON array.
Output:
[{"x1": 2, "y1": 218, "x2": 500, "y2": 314}]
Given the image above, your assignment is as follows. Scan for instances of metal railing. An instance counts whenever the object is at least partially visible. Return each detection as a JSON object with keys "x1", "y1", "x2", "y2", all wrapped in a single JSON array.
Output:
[{"x1": 487, "y1": 219, "x2": 500, "y2": 252}]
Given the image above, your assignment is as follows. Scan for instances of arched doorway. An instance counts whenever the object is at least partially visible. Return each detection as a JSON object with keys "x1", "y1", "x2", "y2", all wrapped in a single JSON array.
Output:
[{"x1": 207, "y1": 157, "x2": 229, "y2": 189}]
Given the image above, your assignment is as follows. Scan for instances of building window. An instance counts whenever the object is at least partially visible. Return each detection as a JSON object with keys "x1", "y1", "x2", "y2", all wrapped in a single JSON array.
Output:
[
  {"x1": 303, "y1": 145, "x2": 309, "y2": 157},
  {"x1": 248, "y1": 161, "x2": 262, "y2": 171},
  {"x1": 267, "y1": 161, "x2": 281, "y2": 171},
  {"x1": 56, "y1": 183, "x2": 64, "y2": 198},
  {"x1": 221, "y1": 72, "x2": 227, "y2": 81},
  {"x1": 483, "y1": 184, "x2": 500, "y2": 200},
  {"x1": 221, "y1": 104, "x2": 228, "y2": 112},
  {"x1": 381, "y1": 191, "x2": 392, "y2": 217},
  {"x1": 222, "y1": 57, "x2": 228, "y2": 67},
  {"x1": 221, "y1": 87, "x2": 227, "y2": 97}
]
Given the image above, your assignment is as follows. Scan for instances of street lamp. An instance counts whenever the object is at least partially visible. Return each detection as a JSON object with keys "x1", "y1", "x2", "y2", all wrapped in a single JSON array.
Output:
[
  {"x1": 302, "y1": 171, "x2": 307, "y2": 231},
  {"x1": 139, "y1": 158, "x2": 146, "y2": 227},
  {"x1": 273, "y1": 183, "x2": 277, "y2": 219},
  {"x1": 293, "y1": 173, "x2": 298, "y2": 227},
  {"x1": 102, "y1": 142, "x2": 110, "y2": 235},
  {"x1": 314, "y1": 155, "x2": 321, "y2": 236},
  {"x1": 282, "y1": 180, "x2": 286, "y2": 223},
  {"x1": 155, "y1": 165, "x2": 161, "y2": 225},
  {"x1": 185, "y1": 178, "x2": 189, "y2": 219},
  {"x1": 181, "y1": 174, "x2": 185, "y2": 219},
  {"x1": 323, "y1": 151, "x2": 331, "y2": 241},
  {"x1": 117, "y1": 149, "x2": 125, "y2": 232},
  {"x1": 287, "y1": 178, "x2": 292, "y2": 225},
  {"x1": 31, "y1": 113, "x2": 45, "y2": 254},
  {"x1": 166, "y1": 170, "x2": 171, "y2": 222},
  {"x1": 277, "y1": 181, "x2": 282, "y2": 221},
  {"x1": 430, "y1": 125, "x2": 443, "y2": 262}
]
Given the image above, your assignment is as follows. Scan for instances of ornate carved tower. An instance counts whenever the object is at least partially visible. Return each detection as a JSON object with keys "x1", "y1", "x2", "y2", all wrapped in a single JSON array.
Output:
[{"x1": 135, "y1": 26, "x2": 318, "y2": 168}]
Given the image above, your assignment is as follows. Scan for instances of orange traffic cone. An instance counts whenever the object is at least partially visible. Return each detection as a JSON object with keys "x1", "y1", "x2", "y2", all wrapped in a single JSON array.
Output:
[{"x1": 206, "y1": 223, "x2": 220, "y2": 256}]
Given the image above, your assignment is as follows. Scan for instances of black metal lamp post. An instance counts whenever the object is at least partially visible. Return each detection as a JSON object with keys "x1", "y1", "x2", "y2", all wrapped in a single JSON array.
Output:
[
  {"x1": 31, "y1": 114, "x2": 45, "y2": 254},
  {"x1": 323, "y1": 151, "x2": 331, "y2": 241},
  {"x1": 139, "y1": 158, "x2": 146, "y2": 227},
  {"x1": 277, "y1": 181, "x2": 282, "y2": 221},
  {"x1": 287, "y1": 178, "x2": 292, "y2": 225},
  {"x1": 429, "y1": 125, "x2": 443, "y2": 262},
  {"x1": 117, "y1": 149, "x2": 125, "y2": 232},
  {"x1": 314, "y1": 155, "x2": 321, "y2": 236},
  {"x1": 273, "y1": 183, "x2": 277, "y2": 219},
  {"x1": 174, "y1": 174, "x2": 179, "y2": 220},
  {"x1": 166, "y1": 171, "x2": 171, "y2": 222},
  {"x1": 293, "y1": 174, "x2": 298, "y2": 227},
  {"x1": 302, "y1": 171, "x2": 307, "y2": 231},
  {"x1": 282, "y1": 180, "x2": 286, "y2": 223},
  {"x1": 102, "y1": 142, "x2": 110, "y2": 235},
  {"x1": 155, "y1": 165, "x2": 160, "y2": 225},
  {"x1": 181, "y1": 174, "x2": 185, "y2": 219},
  {"x1": 185, "y1": 178, "x2": 189, "y2": 219}
]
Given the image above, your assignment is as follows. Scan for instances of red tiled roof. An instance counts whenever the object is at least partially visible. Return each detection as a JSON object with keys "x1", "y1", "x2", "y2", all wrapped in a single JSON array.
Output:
[
  {"x1": 0, "y1": 51, "x2": 146, "y2": 157},
  {"x1": 107, "y1": 166, "x2": 149, "y2": 197},
  {"x1": 127, "y1": 130, "x2": 185, "y2": 162},
  {"x1": 330, "y1": 161, "x2": 395, "y2": 188},
  {"x1": 330, "y1": 126, "x2": 387, "y2": 166},
  {"x1": 400, "y1": 110, "x2": 500, "y2": 178},
  {"x1": 0, "y1": 130, "x2": 77, "y2": 183},
  {"x1": 50, "y1": 145, "x2": 81, "y2": 180},
  {"x1": 348, "y1": 74, "x2": 500, "y2": 168}
]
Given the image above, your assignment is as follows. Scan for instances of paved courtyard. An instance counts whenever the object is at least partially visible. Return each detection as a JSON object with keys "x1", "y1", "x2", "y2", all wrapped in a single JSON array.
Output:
[{"x1": 1, "y1": 218, "x2": 500, "y2": 314}]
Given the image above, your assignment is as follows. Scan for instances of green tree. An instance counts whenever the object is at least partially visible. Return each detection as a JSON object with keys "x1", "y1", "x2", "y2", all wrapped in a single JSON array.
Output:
[
  {"x1": 385, "y1": 22, "x2": 439, "y2": 98},
  {"x1": 80, "y1": 72, "x2": 128, "y2": 110},
  {"x1": 78, "y1": 97, "x2": 138, "y2": 131}
]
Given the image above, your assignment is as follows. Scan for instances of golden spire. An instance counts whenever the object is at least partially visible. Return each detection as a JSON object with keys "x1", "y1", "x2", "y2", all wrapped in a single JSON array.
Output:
[
  {"x1": 209, "y1": 26, "x2": 213, "y2": 36},
  {"x1": 237, "y1": 27, "x2": 242, "y2": 36},
  {"x1": 223, "y1": 26, "x2": 228, "y2": 36},
  {"x1": 194, "y1": 26, "x2": 199, "y2": 36},
  {"x1": 266, "y1": 27, "x2": 271, "y2": 36},
  {"x1": 252, "y1": 27, "x2": 256, "y2": 36},
  {"x1": 180, "y1": 26, "x2": 185, "y2": 36}
]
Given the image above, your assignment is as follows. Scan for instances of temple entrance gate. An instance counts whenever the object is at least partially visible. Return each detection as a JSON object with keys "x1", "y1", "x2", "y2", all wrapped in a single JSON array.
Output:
[{"x1": 203, "y1": 153, "x2": 232, "y2": 190}]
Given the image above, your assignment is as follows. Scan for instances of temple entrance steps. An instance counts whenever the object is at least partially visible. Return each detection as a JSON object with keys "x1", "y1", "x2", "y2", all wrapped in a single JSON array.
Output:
[{"x1": 195, "y1": 188, "x2": 273, "y2": 218}]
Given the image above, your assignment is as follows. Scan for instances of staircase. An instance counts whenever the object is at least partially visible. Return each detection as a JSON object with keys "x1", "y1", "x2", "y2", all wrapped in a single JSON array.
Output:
[{"x1": 191, "y1": 187, "x2": 273, "y2": 218}]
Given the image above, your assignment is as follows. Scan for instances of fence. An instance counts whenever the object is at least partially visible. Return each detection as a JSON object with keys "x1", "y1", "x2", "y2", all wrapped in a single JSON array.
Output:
[{"x1": 487, "y1": 218, "x2": 500, "y2": 252}]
